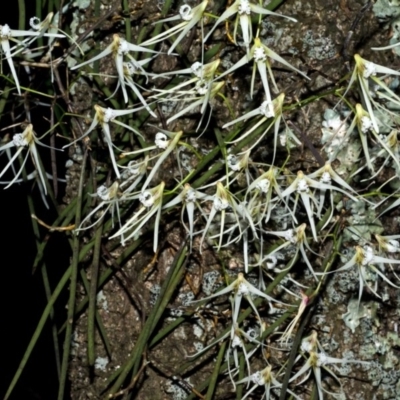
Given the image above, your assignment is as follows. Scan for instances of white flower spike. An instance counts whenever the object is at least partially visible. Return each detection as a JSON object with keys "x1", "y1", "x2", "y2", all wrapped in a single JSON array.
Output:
[
  {"x1": 71, "y1": 34, "x2": 159, "y2": 103},
  {"x1": 192, "y1": 272, "x2": 286, "y2": 331},
  {"x1": 141, "y1": 0, "x2": 208, "y2": 55},
  {"x1": 112, "y1": 59, "x2": 157, "y2": 115},
  {"x1": 261, "y1": 224, "x2": 319, "y2": 281},
  {"x1": 320, "y1": 245, "x2": 400, "y2": 311},
  {"x1": 341, "y1": 54, "x2": 400, "y2": 134},
  {"x1": 141, "y1": 128, "x2": 183, "y2": 191},
  {"x1": 63, "y1": 104, "x2": 144, "y2": 178},
  {"x1": 123, "y1": 128, "x2": 183, "y2": 191},
  {"x1": 75, "y1": 182, "x2": 127, "y2": 240},
  {"x1": 0, "y1": 124, "x2": 51, "y2": 194},
  {"x1": 307, "y1": 162, "x2": 363, "y2": 226},
  {"x1": 217, "y1": 38, "x2": 309, "y2": 101},
  {"x1": 237, "y1": 364, "x2": 302, "y2": 400},
  {"x1": 153, "y1": 59, "x2": 223, "y2": 131},
  {"x1": 345, "y1": 103, "x2": 400, "y2": 173},
  {"x1": 200, "y1": 181, "x2": 252, "y2": 252},
  {"x1": 120, "y1": 157, "x2": 149, "y2": 194},
  {"x1": 0, "y1": 18, "x2": 64, "y2": 94},
  {"x1": 280, "y1": 170, "x2": 360, "y2": 242},
  {"x1": 245, "y1": 166, "x2": 288, "y2": 225},
  {"x1": 223, "y1": 93, "x2": 285, "y2": 161},
  {"x1": 109, "y1": 181, "x2": 165, "y2": 251},
  {"x1": 204, "y1": 0, "x2": 296, "y2": 57},
  {"x1": 290, "y1": 330, "x2": 369, "y2": 399},
  {"x1": 163, "y1": 183, "x2": 207, "y2": 251}
]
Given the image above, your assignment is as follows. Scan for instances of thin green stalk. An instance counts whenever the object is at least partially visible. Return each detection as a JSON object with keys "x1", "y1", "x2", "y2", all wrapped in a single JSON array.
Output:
[
  {"x1": 266, "y1": 0, "x2": 286, "y2": 11},
  {"x1": 184, "y1": 310, "x2": 294, "y2": 400},
  {"x1": 182, "y1": 243, "x2": 340, "y2": 399},
  {"x1": 32, "y1": 197, "x2": 77, "y2": 271},
  {"x1": 177, "y1": 263, "x2": 294, "y2": 378},
  {"x1": 236, "y1": 354, "x2": 245, "y2": 400},
  {"x1": 0, "y1": 85, "x2": 11, "y2": 125},
  {"x1": 58, "y1": 237, "x2": 144, "y2": 334},
  {"x1": 4, "y1": 180, "x2": 97, "y2": 399},
  {"x1": 149, "y1": 315, "x2": 186, "y2": 347},
  {"x1": 80, "y1": 269, "x2": 113, "y2": 359},
  {"x1": 205, "y1": 341, "x2": 227, "y2": 400},
  {"x1": 88, "y1": 222, "x2": 104, "y2": 367},
  {"x1": 122, "y1": 0, "x2": 132, "y2": 43},
  {"x1": 18, "y1": 0, "x2": 25, "y2": 30},
  {"x1": 26, "y1": 197, "x2": 62, "y2": 381},
  {"x1": 105, "y1": 242, "x2": 188, "y2": 396},
  {"x1": 4, "y1": 263, "x2": 72, "y2": 400},
  {"x1": 36, "y1": 0, "x2": 43, "y2": 24},
  {"x1": 58, "y1": 149, "x2": 88, "y2": 400}
]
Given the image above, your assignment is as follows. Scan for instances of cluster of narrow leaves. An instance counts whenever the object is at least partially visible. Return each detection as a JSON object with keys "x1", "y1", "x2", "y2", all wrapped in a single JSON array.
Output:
[{"x1": 3, "y1": 0, "x2": 400, "y2": 399}]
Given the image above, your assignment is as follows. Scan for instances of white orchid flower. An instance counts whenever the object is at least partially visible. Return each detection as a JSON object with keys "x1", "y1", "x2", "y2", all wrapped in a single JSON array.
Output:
[
  {"x1": 280, "y1": 170, "x2": 360, "y2": 242},
  {"x1": 1, "y1": 16, "x2": 64, "y2": 94},
  {"x1": 174, "y1": 81, "x2": 225, "y2": 130},
  {"x1": 70, "y1": 34, "x2": 159, "y2": 100},
  {"x1": 192, "y1": 272, "x2": 286, "y2": 332},
  {"x1": 307, "y1": 162, "x2": 362, "y2": 226},
  {"x1": 120, "y1": 157, "x2": 149, "y2": 194},
  {"x1": 202, "y1": 149, "x2": 252, "y2": 189},
  {"x1": 109, "y1": 181, "x2": 165, "y2": 251},
  {"x1": 142, "y1": 129, "x2": 183, "y2": 191},
  {"x1": 352, "y1": 129, "x2": 400, "y2": 181},
  {"x1": 341, "y1": 54, "x2": 400, "y2": 134},
  {"x1": 110, "y1": 59, "x2": 157, "y2": 115},
  {"x1": 290, "y1": 330, "x2": 369, "y2": 400},
  {"x1": 375, "y1": 234, "x2": 400, "y2": 253},
  {"x1": 216, "y1": 37, "x2": 309, "y2": 101},
  {"x1": 261, "y1": 223, "x2": 319, "y2": 281},
  {"x1": 153, "y1": 59, "x2": 220, "y2": 111},
  {"x1": 245, "y1": 166, "x2": 289, "y2": 225},
  {"x1": 237, "y1": 364, "x2": 302, "y2": 400},
  {"x1": 204, "y1": 0, "x2": 296, "y2": 57},
  {"x1": 163, "y1": 183, "x2": 208, "y2": 251},
  {"x1": 199, "y1": 181, "x2": 255, "y2": 252},
  {"x1": 140, "y1": 0, "x2": 208, "y2": 55},
  {"x1": 375, "y1": 233, "x2": 400, "y2": 282},
  {"x1": 123, "y1": 128, "x2": 183, "y2": 191},
  {"x1": 320, "y1": 245, "x2": 400, "y2": 311},
  {"x1": 226, "y1": 324, "x2": 260, "y2": 389},
  {"x1": 0, "y1": 124, "x2": 51, "y2": 194},
  {"x1": 75, "y1": 182, "x2": 127, "y2": 238},
  {"x1": 64, "y1": 104, "x2": 144, "y2": 179},
  {"x1": 189, "y1": 322, "x2": 262, "y2": 390},
  {"x1": 24, "y1": 13, "x2": 65, "y2": 46},
  {"x1": 223, "y1": 93, "x2": 285, "y2": 161},
  {"x1": 153, "y1": 59, "x2": 223, "y2": 130},
  {"x1": 153, "y1": 59, "x2": 219, "y2": 80},
  {"x1": 345, "y1": 103, "x2": 400, "y2": 173}
]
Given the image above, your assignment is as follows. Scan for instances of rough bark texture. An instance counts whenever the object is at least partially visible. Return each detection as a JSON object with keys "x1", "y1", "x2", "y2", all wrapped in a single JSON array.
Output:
[{"x1": 66, "y1": 1, "x2": 400, "y2": 399}]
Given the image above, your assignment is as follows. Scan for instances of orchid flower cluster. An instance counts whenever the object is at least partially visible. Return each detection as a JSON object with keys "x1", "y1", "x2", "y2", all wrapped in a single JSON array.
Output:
[{"x1": 4, "y1": 1, "x2": 400, "y2": 399}]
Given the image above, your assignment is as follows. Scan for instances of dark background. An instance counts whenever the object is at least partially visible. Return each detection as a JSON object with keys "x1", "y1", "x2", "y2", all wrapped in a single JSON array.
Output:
[{"x1": 2, "y1": 3, "x2": 70, "y2": 399}]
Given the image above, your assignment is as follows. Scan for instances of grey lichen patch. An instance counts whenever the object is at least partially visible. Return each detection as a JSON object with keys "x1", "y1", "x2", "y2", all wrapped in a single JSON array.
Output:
[
  {"x1": 342, "y1": 299, "x2": 379, "y2": 333},
  {"x1": 338, "y1": 199, "x2": 384, "y2": 242},
  {"x1": 373, "y1": 0, "x2": 400, "y2": 21},
  {"x1": 201, "y1": 270, "x2": 222, "y2": 296},
  {"x1": 302, "y1": 29, "x2": 336, "y2": 60}
]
